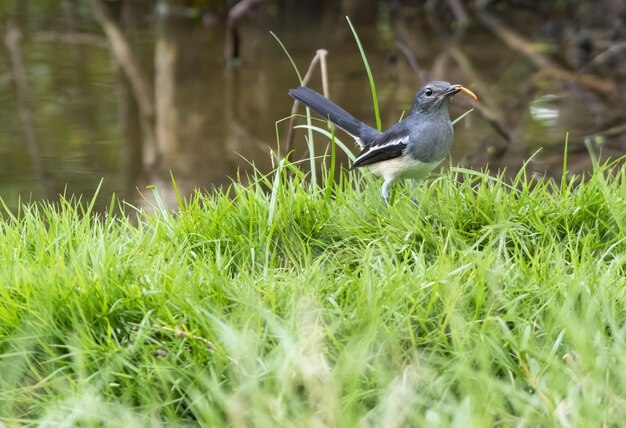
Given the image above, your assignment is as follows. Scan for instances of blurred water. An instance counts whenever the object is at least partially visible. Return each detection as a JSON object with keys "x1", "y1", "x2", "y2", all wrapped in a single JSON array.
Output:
[{"x1": 0, "y1": 1, "x2": 624, "y2": 211}]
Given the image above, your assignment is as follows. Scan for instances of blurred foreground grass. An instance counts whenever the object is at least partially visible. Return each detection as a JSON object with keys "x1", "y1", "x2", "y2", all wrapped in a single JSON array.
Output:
[{"x1": 1, "y1": 155, "x2": 626, "y2": 427}]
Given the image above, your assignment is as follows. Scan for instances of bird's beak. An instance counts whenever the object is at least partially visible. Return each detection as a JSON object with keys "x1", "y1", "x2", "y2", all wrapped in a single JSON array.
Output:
[{"x1": 445, "y1": 84, "x2": 478, "y2": 101}]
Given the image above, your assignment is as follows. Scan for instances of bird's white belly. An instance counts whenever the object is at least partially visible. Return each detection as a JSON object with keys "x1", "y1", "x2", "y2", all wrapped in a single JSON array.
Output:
[{"x1": 367, "y1": 155, "x2": 442, "y2": 182}]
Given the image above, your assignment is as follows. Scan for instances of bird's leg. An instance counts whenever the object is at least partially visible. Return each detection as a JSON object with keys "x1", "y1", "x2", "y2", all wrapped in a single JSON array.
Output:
[
  {"x1": 410, "y1": 181, "x2": 420, "y2": 206},
  {"x1": 381, "y1": 179, "x2": 393, "y2": 208}
]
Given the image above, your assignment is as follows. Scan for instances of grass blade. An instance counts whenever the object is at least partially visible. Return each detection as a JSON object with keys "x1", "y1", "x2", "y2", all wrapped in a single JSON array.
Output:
[{"x1": 346, "y1": 16, "x2": 381, "y2": 131}]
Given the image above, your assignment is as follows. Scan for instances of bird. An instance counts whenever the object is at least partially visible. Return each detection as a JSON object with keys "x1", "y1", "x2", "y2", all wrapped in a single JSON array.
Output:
[{"x1": 288, "y1": 81, "x2": 477, "y2": 204}]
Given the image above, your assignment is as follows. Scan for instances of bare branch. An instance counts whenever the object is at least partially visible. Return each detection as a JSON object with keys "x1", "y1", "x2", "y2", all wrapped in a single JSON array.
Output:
[
  {"x1": 284, "y1": 49, "x2": 330, "y2": 154},
  {"x1": 225, "y1": 0, "x2": 263, "y2": 63},
  {"x1": 477, "y1": 10, "x2": 615, "y2": 94},
  {"x1": 395, "y1": 41, "x2": 427, "y2": 84}
]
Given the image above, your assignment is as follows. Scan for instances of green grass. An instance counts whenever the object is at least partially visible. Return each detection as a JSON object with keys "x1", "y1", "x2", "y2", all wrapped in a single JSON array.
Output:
[{"x1": 1, "y1": 153, "x2": 626, "y2": 426}]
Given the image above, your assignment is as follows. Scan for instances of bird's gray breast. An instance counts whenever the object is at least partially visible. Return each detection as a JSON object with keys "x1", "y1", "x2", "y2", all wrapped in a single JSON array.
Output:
[{"x1": 405, "y1": 114, "x2": 453, "y2": 163}]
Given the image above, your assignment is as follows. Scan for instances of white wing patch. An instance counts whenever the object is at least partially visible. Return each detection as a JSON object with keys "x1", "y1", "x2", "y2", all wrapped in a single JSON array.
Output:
[
  {"x1": 353, "y1": 136, "x2": 408, "y2": 164},
  {"x1": 373, "y1": 136, "x2": 409, "y2": 149}
]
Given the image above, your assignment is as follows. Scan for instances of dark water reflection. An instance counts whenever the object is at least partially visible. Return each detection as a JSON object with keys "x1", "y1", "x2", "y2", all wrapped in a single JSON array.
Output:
[{"x1": 1, "y1": 1, "x2": 625, "y2": 212}]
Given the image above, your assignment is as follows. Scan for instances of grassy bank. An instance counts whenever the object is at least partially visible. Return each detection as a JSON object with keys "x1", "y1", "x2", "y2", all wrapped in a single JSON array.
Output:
[{"x1": 1, "y1": 156, "x2": 626, "y2": 427}]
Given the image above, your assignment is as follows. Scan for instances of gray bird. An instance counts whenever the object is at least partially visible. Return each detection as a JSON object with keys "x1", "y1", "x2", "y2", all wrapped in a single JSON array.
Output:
[{"x1": 288, "y1": 81, "x2": 477, "y2": 204}]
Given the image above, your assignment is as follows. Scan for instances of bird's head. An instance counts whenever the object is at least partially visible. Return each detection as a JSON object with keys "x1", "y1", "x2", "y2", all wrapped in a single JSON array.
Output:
[{"x1": 411, "y1": 81, "x2": 477, "y2": 114}]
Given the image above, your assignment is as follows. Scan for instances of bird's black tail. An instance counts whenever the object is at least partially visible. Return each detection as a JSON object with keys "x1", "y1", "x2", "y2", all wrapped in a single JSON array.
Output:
[{"x1": 288, "y1": 86, "x2": 380, "y2": 147}]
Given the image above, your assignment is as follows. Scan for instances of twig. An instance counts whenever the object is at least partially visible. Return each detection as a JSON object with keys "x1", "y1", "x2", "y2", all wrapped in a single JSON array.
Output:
[
  {"x1": 303, "y1": 49, "x2": 329, "y2": 97},
  {"x1": 449, "y1": 47, "x2": 511, "y2": 143},
  {"x1": 284, "y1": 49, "x2": 329, "y2": 155},
  {"x1": 154, "y1": 324, "x2": 217, "y2": 351},
  {"x1": 5, "y1": 21, "x2": 55, "y2": 198},
  {"x1": 319, "y1": 49, "x2": 329, "y2": 98},
  {"x1": 395, "y1": 41, "x2": 427, "y2": 84},
  {"x1": 225, "y1": 0, "x2": 263, "y2": 64},
  {"x1": 445, "y1": 0, "x2": 469, "y2": 25},
  {"x1": 576, "y1": 41, "x2": 626, "y2": 79},
  {"x1": 584, "y1": 123, "x2": 626, "y2": 141},
  {"x1": 477, "y1": 10, "x2": 553, "y2": 69},
  {"x1": 424, "y1": 8, "x2": 467, "y2": 80},
  {"x1": 477, "y1": 10, "x2": 615, "y2": 94}
]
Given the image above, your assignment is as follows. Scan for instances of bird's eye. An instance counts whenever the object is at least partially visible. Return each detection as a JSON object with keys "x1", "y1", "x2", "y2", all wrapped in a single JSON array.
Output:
[{"x1": 425, "y1": 88, "x2": 433, "y2": 96}]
